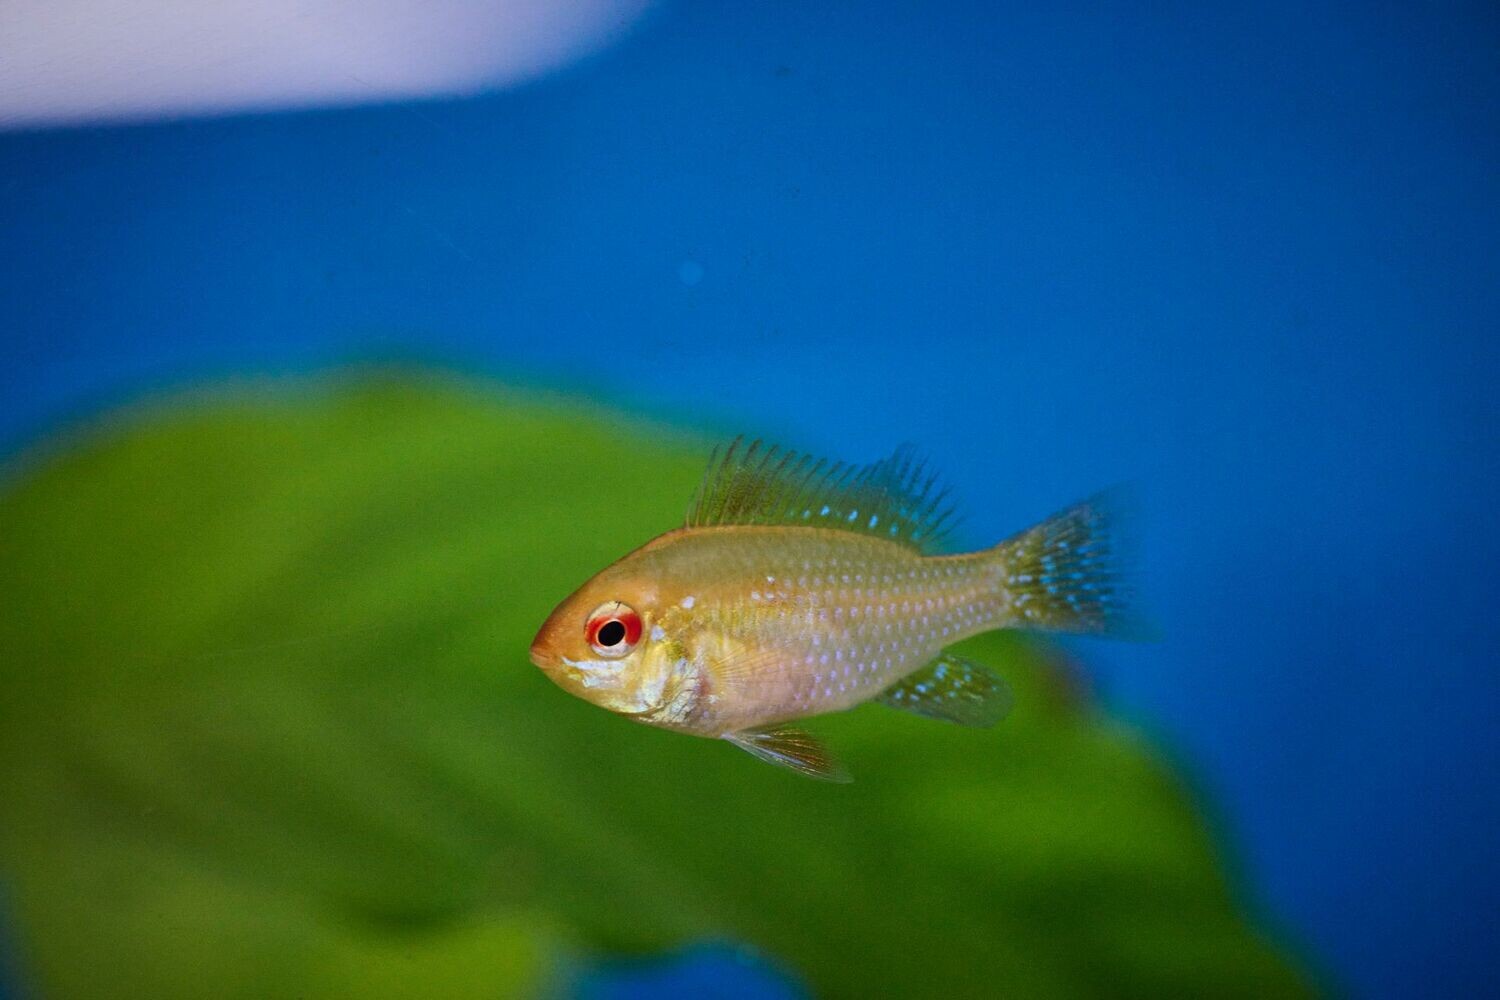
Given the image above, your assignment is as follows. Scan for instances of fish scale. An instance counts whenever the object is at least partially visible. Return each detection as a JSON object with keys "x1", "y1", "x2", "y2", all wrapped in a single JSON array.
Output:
[
  {"x1": 530, "y1": 438, "x2": 1134, "y2": 781},
  {"x1": 642, "y1": 528, "x2": 1003, "y2": 732}
]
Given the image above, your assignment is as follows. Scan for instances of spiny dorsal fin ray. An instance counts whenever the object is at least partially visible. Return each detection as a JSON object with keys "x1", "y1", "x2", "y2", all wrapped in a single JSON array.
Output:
[
  {"x1": 876, "y1": 652, "x2": 1012, "y2": 728},
  {"x1": 724, "y1": 726, "x2": 852, "y2": 782},
  {"x1": 687, "y1": 437, "x2": 961, "y2": 553}
]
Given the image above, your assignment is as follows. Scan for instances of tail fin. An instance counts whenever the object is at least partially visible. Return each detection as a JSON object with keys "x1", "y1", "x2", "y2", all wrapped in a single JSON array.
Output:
[{"x1": 993, "y1": 489, "x2": 1139, "y2": 637}]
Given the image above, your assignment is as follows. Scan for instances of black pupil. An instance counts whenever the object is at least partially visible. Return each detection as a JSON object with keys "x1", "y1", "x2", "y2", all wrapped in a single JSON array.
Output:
[{"x1": 596, "y1": 619, "x2": 627, "y2": 648}]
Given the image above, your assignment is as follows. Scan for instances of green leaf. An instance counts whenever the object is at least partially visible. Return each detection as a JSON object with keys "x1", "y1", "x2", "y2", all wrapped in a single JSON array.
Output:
[{"x1": 0, "y1": 373, "x2": 1314, "y2": 998}]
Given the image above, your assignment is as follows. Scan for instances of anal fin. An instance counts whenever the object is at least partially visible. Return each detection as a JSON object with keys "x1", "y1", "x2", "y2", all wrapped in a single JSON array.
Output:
[
  {"x1": 876, "y1": 652, "x2": 1012, "y2": 728},
  {"x1": 725, "y1": 727, "x2": 852, "y2": 783}
]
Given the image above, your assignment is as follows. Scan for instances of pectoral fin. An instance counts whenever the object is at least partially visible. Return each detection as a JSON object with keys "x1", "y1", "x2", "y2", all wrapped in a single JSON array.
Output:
[
  {"x1": 724, "y1": 727, "x2": 852, "y2": 783},
  {"x1": 876, "y1": 652, "x2": 1012, "y2": 728}
]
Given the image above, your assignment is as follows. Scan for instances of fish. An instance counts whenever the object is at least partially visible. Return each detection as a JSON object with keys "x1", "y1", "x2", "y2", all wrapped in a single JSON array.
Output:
[{"x1": 528, "y1": 438, "x2": 1134, "y2": 781}]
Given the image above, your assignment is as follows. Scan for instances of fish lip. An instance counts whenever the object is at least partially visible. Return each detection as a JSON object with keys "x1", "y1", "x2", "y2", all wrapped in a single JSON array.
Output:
[
  {"x1": 528, "y1": 638, "x2": 558, "y2": 673},
  {"x1": 529, "y1": 641, "x2": 584, "y2": 689}
]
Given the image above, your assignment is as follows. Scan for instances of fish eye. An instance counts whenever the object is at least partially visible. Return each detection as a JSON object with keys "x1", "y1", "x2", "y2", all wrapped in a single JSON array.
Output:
[{"x1": 586, "y1": 602, "x2": 642, "y2": 658}]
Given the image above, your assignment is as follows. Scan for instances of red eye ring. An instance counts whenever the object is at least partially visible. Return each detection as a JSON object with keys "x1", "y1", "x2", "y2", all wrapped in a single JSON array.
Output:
[{"x1": 585, "y1": 602, "x2": 642, "y2": 658}]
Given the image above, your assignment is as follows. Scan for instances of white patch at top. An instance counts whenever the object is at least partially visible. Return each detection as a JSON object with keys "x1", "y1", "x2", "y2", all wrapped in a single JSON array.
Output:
[
  {"x1": 680, "y1": 595, "x2": 696, "y2": 609},
  {"x1": 0, "y1": 0, "x2": 655, "y2": 130}
]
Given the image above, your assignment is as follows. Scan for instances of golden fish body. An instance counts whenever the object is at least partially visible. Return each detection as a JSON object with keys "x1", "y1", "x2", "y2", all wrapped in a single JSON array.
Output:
[
  {"x1": 529, "y1": 440, "x2": 1130, "y2": 780},
  {"x1": 534, "y1": 527, "x2": 997, "y2": 734}
]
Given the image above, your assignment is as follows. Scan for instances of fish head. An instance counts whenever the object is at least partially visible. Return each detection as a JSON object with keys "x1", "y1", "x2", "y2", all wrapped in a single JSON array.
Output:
[{"x1": 529, "y1": 566, "x2": 688, "y2": 719}]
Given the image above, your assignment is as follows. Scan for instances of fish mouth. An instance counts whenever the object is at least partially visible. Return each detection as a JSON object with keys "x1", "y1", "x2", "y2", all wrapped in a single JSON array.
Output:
[
  {"x1": 529, "y1": 642, "x2": 591, "y2": 692},
  {"x1": 528, "y1": 641, "x2": 560, "y2": 674}
]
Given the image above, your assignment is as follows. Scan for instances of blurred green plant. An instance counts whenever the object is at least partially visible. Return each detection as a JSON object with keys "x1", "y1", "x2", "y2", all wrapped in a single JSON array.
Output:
[{"x1": 0, "y1": 373, "x2": 1311, "y2": 998}]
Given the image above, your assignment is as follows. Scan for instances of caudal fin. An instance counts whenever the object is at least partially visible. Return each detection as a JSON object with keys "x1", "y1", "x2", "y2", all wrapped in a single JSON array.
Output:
[{"x1": 993, "y1": 489, "x2": 1139, "y2": 637}]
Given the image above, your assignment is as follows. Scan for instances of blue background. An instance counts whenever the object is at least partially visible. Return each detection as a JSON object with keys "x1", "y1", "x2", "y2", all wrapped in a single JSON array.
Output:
[{"x1": 1, "y1": 2, "x2": 1496, "y2": 996}]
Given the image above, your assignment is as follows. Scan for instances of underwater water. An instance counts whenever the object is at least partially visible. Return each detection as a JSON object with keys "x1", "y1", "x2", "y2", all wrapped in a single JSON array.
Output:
[{"x1": 0, "y1": 1, "x2": 1496, "y2": 998}]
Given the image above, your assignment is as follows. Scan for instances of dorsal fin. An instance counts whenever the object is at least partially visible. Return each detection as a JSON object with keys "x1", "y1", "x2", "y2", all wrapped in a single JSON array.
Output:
[
  {"x1": 876, "y1": 652, "x2": 1012, "y2": 728},
  {"x1": 686, "y1": 438, "x2": 961, "y2": 553}
]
